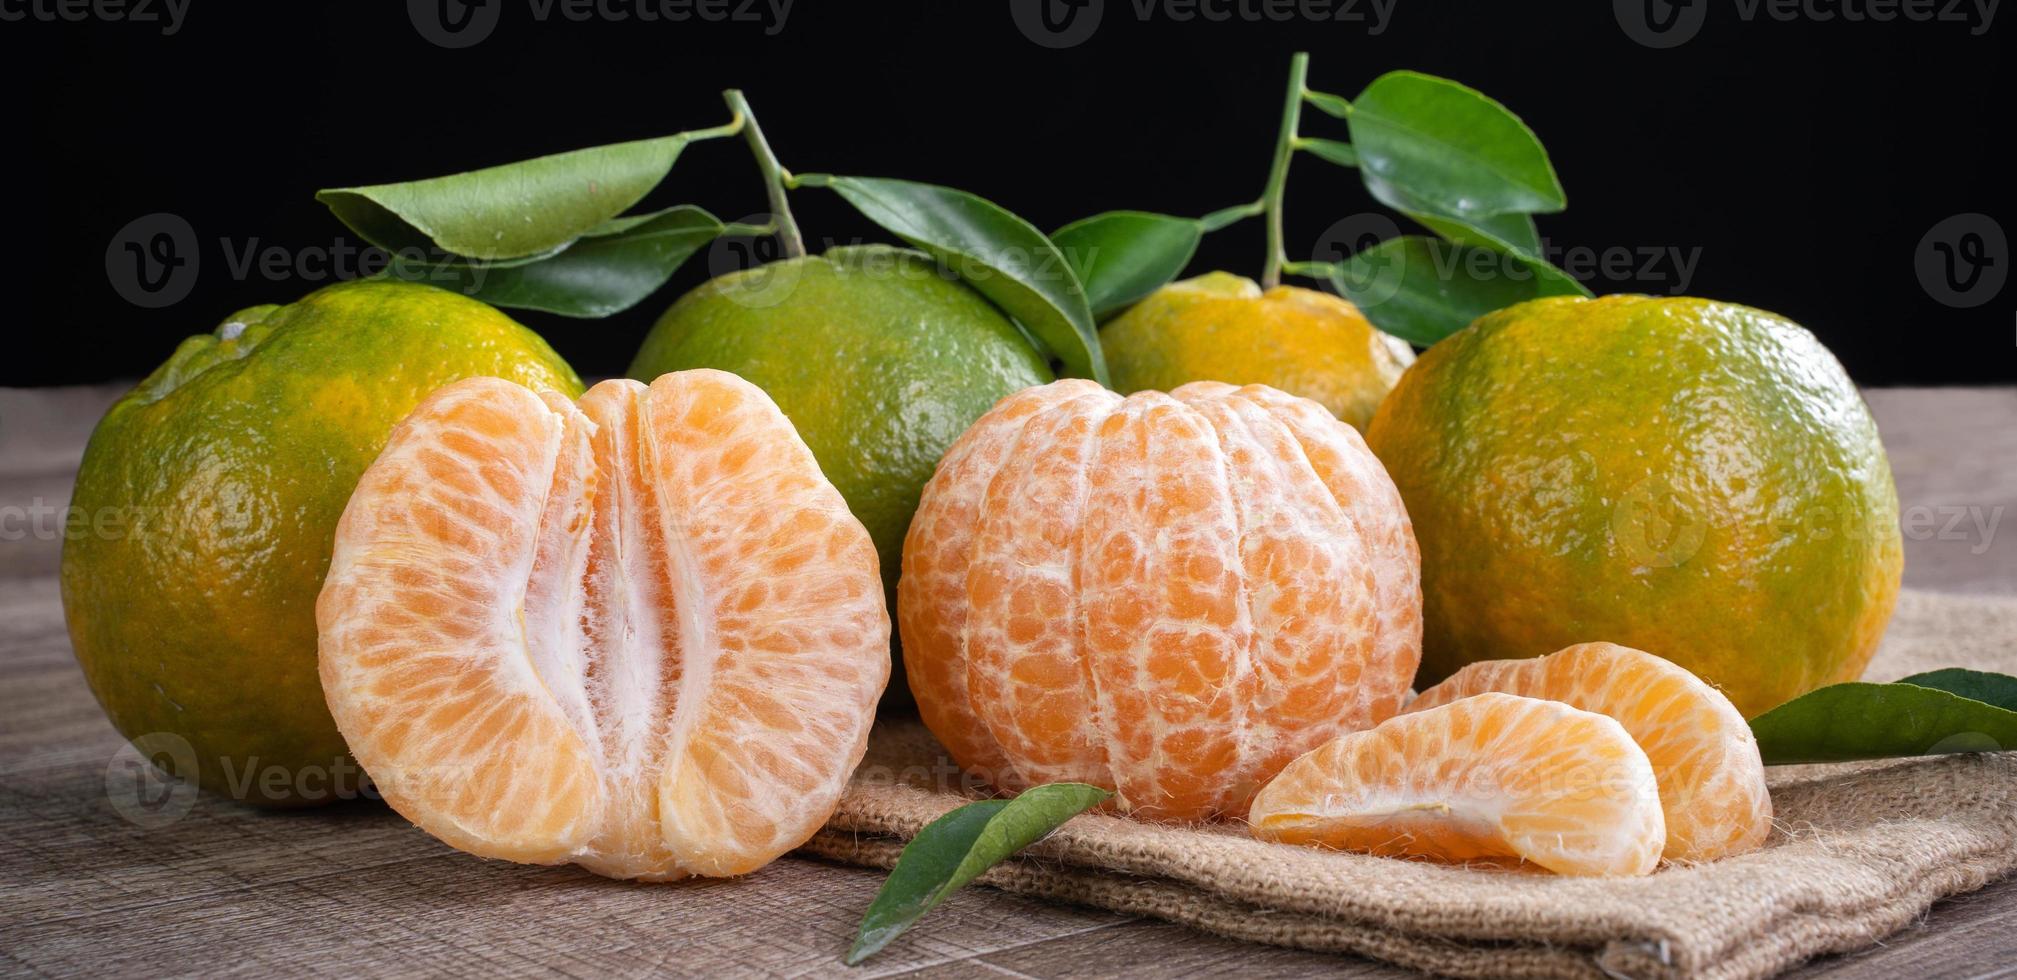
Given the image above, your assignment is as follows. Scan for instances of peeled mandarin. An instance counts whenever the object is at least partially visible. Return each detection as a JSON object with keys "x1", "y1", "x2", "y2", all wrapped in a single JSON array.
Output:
[
  {"x1": 899, "y1": 379, "x2": 1421, "y2": 821},
  {"x1": 317, "y1": 371, "x2": 889, "y2": 880}
]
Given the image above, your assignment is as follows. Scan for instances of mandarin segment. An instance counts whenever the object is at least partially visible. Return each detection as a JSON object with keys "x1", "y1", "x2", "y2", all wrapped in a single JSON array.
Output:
[
  {"x1": 1251, "y1": 693, "x2": 1666, "y2": 877},
  {"x1": 963, "y1": 388, "x2": 1119, "y2": 788},
  {"x1": 638, "y1": 371, "x2": 889, "y2": 877},
  {"x1": 898, "y1": 381, "x2": 1104, "y2": 787},
  {"x1": 1407, "y1": 642, "x2": 1772, "y2": 862},
  {"x1": 900, "y1": 379, "x2": 1421, "y2": 821},
  {"x1": 317, "y1": 371, "x2": 888, "y2": 880},
  {"x1": 1079, "y1": 392, "x2": 1256, "y2": 818}
]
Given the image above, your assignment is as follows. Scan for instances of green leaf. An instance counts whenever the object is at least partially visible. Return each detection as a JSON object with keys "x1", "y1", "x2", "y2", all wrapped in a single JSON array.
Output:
[
  {"x1": 1298, "y1": 138, "x2": 1359, "y2": 168},
  {"x1": 1347, "y1": 71, "x2": 1566, "y2": 221},
  {"x1": 1376, "y1": 177, "x2": 1545, "y2": 257},
  {"x1": 318, "y1": 131, "x2": 720, "y2": 261},
  {"x1": 1894, "y1": 669, "x2": 2017, "y2": 713},
  {"x1": 392, "y1": 206, "x2": 729, "y2": 318},
  {"x1": 1329, "y1": 235, "x2": 1586, "y2": 346},
  {"x1": 1406, "y1": 208, "x2": 1543, "y2": 257},
  {"x1": 1750, "y1": 676, "x2": 2017, "y2": 764},
  {"x1": 846, "y1": 783, "x2": 1111, "y2": 965},
  {"x1": 809, "y1": 175, "x2": 1108, "y2": 385},
  {"x1": 1050, "y1": 211, "x2": 1202, "y2": 318}
]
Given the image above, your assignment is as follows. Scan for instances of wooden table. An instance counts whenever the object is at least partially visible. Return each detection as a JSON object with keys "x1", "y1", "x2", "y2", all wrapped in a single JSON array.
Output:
[{"x1": 4, "y1": 385, "x2": 2013, "y2": 979}]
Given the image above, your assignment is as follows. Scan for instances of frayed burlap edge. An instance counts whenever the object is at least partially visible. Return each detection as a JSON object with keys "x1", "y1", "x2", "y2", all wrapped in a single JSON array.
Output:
[{"x1": 801, "y1": 589, "x2": 2017, "y2": 979}]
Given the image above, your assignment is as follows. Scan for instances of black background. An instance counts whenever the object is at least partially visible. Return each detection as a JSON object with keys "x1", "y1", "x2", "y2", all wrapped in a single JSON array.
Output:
[{"x1": 6, "y1": 0, "x2": 2010, "y2": 387}]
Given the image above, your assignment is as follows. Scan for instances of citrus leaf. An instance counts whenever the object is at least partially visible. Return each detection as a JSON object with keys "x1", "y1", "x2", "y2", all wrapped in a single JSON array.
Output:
[
  {"x1": 1893, "y1": 669, "x2": 2017, "y2": 712},
  {"x1": 1408, "y1": 209, "x2": 1543, "y2": 257},
  {"x1": 318, "y1": 130, "x2": 722, "y2": 262},
  {"x1": 1328, "y1": 235, "x2": 1586, "y2": 346},
  {"x1": 1363, "y1": 175, "x2": 1545, "y2": 258},
  {"x1": 810, "y1": 175, "x2": 1108, "y2": 385},
  {"x1": 1750, "y1": 678, "x2": 2017, "y2": 764},
  {"x1": 391, "y1": 206, "x2": 728, "y2": 318},
  {"x1": 1347, "y1": 71, "x2": 1566, "y2": 220},
  {"x1": 845, "y1": 783, "x2": 1111, "y2": 965},
  {"x1": 1050, "y1": 211, "x2": 1202, "y2": 318},
  {"x1": 1298, "y1": 137, "x2": 1359, "y2": 168}
]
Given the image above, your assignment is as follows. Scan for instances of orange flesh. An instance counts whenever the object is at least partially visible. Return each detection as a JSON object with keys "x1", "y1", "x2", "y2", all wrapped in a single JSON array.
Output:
[
  {"x1": 1251, "y1": 692, "x2": 1666, "y2": 877},
  {"x1": 1406, "y1": 642, "x2": 1771, "y2": 862},
  {"x1": 317, "y1": 372, "x2": 889, "y2": 879},
  {"x1": 900, "y1": 380, "x2": 1421, "y2": 820}
]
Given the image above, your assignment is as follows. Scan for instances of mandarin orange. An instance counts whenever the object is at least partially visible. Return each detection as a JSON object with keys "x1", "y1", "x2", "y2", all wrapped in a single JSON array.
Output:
[
  {"x1": 899, "y1": 379, "x2": 1420, "y2": 821},
  {"x1": 316, "y1": 371, "x2": 889, "y2": 879}
]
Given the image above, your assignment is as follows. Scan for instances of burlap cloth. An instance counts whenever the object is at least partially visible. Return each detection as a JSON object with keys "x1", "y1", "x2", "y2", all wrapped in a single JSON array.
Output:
[{"x1": 799, "y1": 588, "x2": 2017, "y2": 979}]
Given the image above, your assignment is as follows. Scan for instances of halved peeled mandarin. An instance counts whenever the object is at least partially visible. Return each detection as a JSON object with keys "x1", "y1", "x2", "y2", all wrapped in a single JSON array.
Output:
[
  {"x1": 1250, "y1": 692, "x2": 1666, "y2": 877},
  {"x1": 1406, "y1": 642, "x2": 1771, "y2": 862},
  {"x1": 315, "y1": 371, "x2": 889, "y2": 880}
]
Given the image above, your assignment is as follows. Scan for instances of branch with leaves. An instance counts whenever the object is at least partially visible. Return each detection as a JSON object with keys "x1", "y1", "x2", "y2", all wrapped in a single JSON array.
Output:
[{"x1": 313, "y1": 52, "x2": 1598, "y2": 388}]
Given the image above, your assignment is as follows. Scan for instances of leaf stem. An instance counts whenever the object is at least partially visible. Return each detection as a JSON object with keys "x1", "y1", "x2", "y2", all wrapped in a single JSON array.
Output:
[
  {"x1": 720, "y1": 221, "x2": 779, "y2": 238},
  {"x1": 1200, "y1": 199, "x2": 1266, "y2": 232},
  {"x1": 1280, "y1": 259, "x2": 1338, "y2": 280},
  {"x1": 1260, "y1": 53, "x2": 1310, "y2": 290},
  {"x1": 686, "y1": 115, "x2": 748, "y2": 144},
  {"x1": 722, "y1": 89, "x2": 805, "y2": 259}
]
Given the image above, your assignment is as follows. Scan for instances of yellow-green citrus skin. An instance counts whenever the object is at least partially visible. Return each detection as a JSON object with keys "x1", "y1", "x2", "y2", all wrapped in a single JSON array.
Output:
[
  {"x1": 61, "y1": 279, "x2": 583, "y2": 804},
  {"x1": 628, "y1": 245, "x2": 1054, "y2": 648},
  {"x1": 1099, "y1": 271, "x2": 1413, "y2": 431},
  {"x1": 1364, "y1": 295, "x2": 1902, "y2": 718}
]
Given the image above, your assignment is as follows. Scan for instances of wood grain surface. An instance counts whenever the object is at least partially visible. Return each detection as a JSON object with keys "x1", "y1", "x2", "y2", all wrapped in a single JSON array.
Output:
[{"x1": 3, "y1": 384, "x2": 2013, "y2": 979}]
